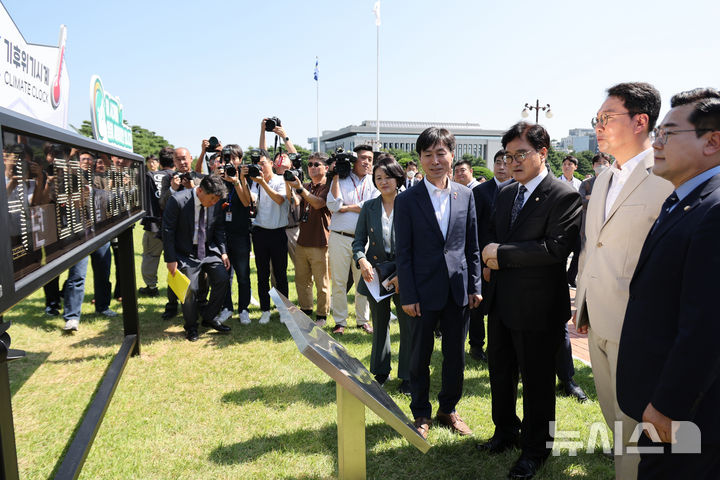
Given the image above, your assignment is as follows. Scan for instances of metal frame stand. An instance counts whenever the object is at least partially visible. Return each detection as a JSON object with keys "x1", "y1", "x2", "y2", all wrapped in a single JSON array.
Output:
[
  {"x1": 0, "y1": 318, "x2": 24, "y2": 480},
  {"x1": 336, "y1": 383, "x2": 366, "y2": 480}
]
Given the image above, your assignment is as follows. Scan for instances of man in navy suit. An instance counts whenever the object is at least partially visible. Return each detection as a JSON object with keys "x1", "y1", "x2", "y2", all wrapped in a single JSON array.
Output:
[
  {"x1": 394, "y1": 127, "x2": 483, "y2": 440},
  {"x1": 468, "y1": 148, "x2": 513, "y2": 362},
  {"x1": 163, "y1": 175, "x2": 232, "y2": 342},
  {"x1": 480, "y1": 122, "x2": 582, "y2": 479},
  {"x1": 617, "y1": 88, "x2": 720, "y2": 479}
]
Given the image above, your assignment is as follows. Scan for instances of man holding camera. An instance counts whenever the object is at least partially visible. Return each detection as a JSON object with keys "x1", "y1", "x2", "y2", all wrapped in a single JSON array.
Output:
[
  {"x1": 326, "y1": 145, "x2": 379, "y2": 334},
  {"x1": 259, "y1": 117, "x2": 302, "y2": 266},
  {"x1": 286, "y1": 152, "x2": 332, "y2": 326},
  {"x1": 218, "y1": 144, "x2": 254, "y2": 325},
  {"x1": 248, "y1": 149, "x2": 290, "y2": 324}
]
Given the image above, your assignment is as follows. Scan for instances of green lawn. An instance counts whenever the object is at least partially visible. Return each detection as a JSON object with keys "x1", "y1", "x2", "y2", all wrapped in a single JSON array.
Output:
[{"x1": 4, "y1": 226, "x2": 614, "y2": 479}]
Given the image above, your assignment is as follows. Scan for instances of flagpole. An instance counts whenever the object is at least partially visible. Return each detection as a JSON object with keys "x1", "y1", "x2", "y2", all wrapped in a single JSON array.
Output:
[
  {"x1": 316, "y1": 63, "x2": 320, "y2": 153},
  {"x1": 376, "y1": 23, "x2": 379, "y2": 150}
]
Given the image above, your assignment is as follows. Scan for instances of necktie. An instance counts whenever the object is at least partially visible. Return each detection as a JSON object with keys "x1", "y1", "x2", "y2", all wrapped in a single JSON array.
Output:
[
  {"x1": 510, "y1": 185, "x2": 527, "y2": 227},
  {"x1": 650, "y1": 191, "x2": 679, "y2": 234},
  {"x1": 197, "y1": 205, "x2": 206, "y2": 260}
]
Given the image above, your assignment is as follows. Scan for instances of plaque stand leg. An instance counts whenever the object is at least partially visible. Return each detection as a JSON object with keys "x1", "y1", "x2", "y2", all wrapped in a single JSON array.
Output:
[{"x1": 336, "y1": 383, "x2": 366, "y2": 480}]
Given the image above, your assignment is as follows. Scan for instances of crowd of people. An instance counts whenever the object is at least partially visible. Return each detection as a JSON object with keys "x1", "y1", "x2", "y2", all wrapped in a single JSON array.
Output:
[{"x1": 45, "y1": 83, "x2": 720, "y2": 479}]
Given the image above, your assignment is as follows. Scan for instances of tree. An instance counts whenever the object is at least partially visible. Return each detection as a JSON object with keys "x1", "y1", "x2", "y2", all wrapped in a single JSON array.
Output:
[{"x1": 76, "y1": 120, "x2": 173, "y2": 159}]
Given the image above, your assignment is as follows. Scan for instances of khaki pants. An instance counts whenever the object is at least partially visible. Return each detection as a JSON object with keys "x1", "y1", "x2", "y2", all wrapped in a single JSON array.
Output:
[
  {"x1": 141, "y1": 230, "x2": 163, "y2": 288},
  {"x1": 588, "y1": 327, "x2": 640, "y2": 480},
  {"x1": 328, "y1": 231, "x2": 369, "y2": 326},
  {"x1": 294, "y1": 245, "x2": 330, "y2": 316}
]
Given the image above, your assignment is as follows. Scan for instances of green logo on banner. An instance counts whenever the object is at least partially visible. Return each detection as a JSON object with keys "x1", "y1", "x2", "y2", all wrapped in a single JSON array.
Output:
[{"x1": 89, "y1": 75, "x2": 133, "y2": 151}]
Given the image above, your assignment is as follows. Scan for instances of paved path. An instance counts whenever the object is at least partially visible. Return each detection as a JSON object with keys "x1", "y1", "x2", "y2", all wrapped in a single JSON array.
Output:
[{"x1": 568, "y1": 288, "x2": 590, "y2": 365}]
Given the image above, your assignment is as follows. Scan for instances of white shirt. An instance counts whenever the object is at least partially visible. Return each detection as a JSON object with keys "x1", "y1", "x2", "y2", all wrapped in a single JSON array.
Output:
[
  {"x1": 604, "y1": 148, "x2": 651, "y2": 220},
  {"x1": 326, "y1": 172, "x2": 379, "y2": 234},
  {"x1": 192, "y1": 188, "x2": 204, "y2": 245},
  {"x1": 557, "y1": 174, "x2": 582, "y2": 191},
  {"x1": 494, "y1": 177, "x2": 513, "y2": 189},
  {"x1": 424, "y1": 177, "x2": 451, "y2": 239},
  {"x1": 381, "y1": 205, "x2": 394, "y2": 254},
  {"x1": 251, "y1": 174, "x2": 289, "y2": 229},
  {"x1": 517, "y1": 166, "x2": 548, "y2": 209},
  {"x1": 467, "y1": 178, "x2": 480, "y2": 189}
]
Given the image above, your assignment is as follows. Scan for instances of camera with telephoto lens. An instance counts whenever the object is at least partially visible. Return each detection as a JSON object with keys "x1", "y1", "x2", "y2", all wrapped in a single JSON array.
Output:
[
  {"x1": 221, "y1": 146, "x2": 237, "y2": 177},
  {"x1": 246, "y1": 149, "x2": 262, "y2": 178},
  {"x1": 207, "y1": 136, "x2": 221, "y2": 152},
  {"x1": 283, "y1": 153, "x2": 304, "y2": 183},
  {"x1": 265, "y1": 116, "x2": 281, "y2": 132},
  {"x1": 330, "y1": 147, "x2": 356, "y2": 179}
]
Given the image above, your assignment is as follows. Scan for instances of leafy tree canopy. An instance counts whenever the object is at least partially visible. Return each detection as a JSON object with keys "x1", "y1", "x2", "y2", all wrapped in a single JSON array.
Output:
[{"x1": 76, "y1": 120, "x2": 173, "y2": 159}]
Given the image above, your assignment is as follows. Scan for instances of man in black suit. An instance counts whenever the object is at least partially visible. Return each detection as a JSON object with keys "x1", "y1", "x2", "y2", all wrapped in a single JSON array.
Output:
[
  {"x1": 403, "y1": 160, "x2": 420, "y2": 189},
  {"x1": 162, "y1": 175, "x2": 232, "y2": 342},
  {"x1": 479, "y1": 122, "x2": 582, "y2": 479},
  {"x1": 617, "y1": 89, "x2": 720, "y2": 479},
  {"x1": 395, "y1": 127, "x2": 483, "y2": 440},
  {"x1": 468, "y1": 148, "x2": 513, "y2": 362}
]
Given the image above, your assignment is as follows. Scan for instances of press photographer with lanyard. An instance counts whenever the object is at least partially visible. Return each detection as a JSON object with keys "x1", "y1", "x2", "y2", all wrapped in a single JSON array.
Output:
[
  {"x1": 353, "y1": 154, "x2": 412, "y2": 395},
  {"x1": 219, "y1": 144, "x2": 254, "y2": 325},
  {"x1": 326, "y1": 145, "x2": 379, "y2": 334}
]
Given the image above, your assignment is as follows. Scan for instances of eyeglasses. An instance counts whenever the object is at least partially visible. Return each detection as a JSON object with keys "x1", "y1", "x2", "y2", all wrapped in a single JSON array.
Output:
[
  {"x1": 308, "y1": 162, "x2": 325, "y2": 168},
  {"x1": 652, "y1": 127, "x2": 713, "y2": 146},
  {"x1": 591, "y1": 112, "x2": 636, "y2": 128},
  {"x1": 501, "y1": 151, "x2": 535, "y2": 163}
]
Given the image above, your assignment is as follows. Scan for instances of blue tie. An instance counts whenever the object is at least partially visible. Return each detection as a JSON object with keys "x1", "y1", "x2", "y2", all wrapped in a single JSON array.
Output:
[
  {"x1": 510, "y1": 185, "x2": 527, "y2": 227},
  {"x1": 650, "y1": 191, "x2": 679, "y2": 234}
]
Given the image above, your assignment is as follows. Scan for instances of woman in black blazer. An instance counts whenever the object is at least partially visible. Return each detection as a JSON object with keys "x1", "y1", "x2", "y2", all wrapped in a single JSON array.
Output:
[{"x1": 352, "y1": 155, "x2": 412, "y2": 395}]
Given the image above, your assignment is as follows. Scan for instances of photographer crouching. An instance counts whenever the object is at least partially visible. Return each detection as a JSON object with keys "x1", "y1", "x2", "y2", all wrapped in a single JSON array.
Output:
[
  {"x1": 326, "y1": 145, "x2": 379, "y2": 334},
  {"x1": 247, "y1": 148, "x2": 290, "y2": 324},
  {"x1": 285, "y1": 153, "x2": 332, "y2": 326}
]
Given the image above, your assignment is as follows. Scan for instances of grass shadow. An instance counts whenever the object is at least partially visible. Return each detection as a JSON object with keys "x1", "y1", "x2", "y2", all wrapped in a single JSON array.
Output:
[{"x1": 221, "y1": 379, "x2": 335, "y2": 408}]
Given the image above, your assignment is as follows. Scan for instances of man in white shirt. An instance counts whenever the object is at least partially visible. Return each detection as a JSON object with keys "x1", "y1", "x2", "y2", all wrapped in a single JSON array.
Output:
[
  {"x1": 557, "y1": 155, "x2": 582, "y2": 191},
  {"x1": 574, "y1": 82, "x2": 672, "y2": 480},
  {"x1": 453, "y1": 159, "x2": 480, "y2": 189},
  {"x1": 249, "y1": 149, "x2": 291, "y2": 324},
  {"x1": 326, "y1": 145, "x2": 379, "y2": 334}
]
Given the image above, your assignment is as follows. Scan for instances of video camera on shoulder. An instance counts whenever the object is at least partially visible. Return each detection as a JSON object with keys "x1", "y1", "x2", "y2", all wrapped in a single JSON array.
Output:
[
  {"x1": 329, "y1": 147, "x2": 356, "y2": 179},
  {"x1": 265, "y1": 117, "x2": 281, "y2": 132},
  {"x1": 282, "y1": 153, "x2": 304, "y2": 183}
]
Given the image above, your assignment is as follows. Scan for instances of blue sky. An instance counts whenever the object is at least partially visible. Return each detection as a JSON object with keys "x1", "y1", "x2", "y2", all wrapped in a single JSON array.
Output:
[{"x1": 4, "y1": 0, "x2": 719, "y2": 157}]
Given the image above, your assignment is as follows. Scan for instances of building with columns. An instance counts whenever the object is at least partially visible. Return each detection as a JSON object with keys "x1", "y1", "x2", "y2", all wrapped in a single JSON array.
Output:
[{"x1": 309, "y1": 120, "x2": 504, "y2": 165}]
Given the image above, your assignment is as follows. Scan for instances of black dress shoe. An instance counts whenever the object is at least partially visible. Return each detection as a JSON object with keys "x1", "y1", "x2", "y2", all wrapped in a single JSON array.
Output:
[
  {"x1": 185, "y1": 329, "x2": 199, "y2": 342},
  {"x1": 139, "y1": 286, "x2": 159, "y2": 297},
  {"x1": 374, "y1": 374, "x2": 388, "y2": 386},
  {"x1": 398, "y1": 379, "x2": 411, "y2": 396},
  {"x1": 161, "y1": 308, "x2": 177, "y2": 320},
  {"x1": 476, "y1": 436, "x2": 518, "y2": 454},
  {"x1": 508, "y1": 455, "x2": 544, "y2": 479},
  {"x1": 469, "y1": 346, "x2": 488, "y2": 362},
  {"x1": 559, "y1": 379, "x2": 588, "y2": 402},
  {"x1": 201, "y1": 320, "x2": 231, "y2": 332}
]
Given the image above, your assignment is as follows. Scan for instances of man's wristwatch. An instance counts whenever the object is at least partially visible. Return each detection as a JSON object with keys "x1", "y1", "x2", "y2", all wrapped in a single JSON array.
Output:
[
  {"x1": 295, "y1": 187, "x2": 305, "y2": 195},
  {"x1": 284, "y1": 136, "x2": 290, "y2": 142}
]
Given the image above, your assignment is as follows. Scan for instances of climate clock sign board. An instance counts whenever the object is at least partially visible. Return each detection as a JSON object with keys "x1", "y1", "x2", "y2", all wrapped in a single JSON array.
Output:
[{"x1": 0, "y1": 3, "x2": 69, "y2": 128}]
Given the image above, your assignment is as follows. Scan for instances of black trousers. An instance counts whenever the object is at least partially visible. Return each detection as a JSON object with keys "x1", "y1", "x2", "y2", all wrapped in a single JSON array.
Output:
[
  {"x1": 468, "y1": 307, "x2": 486, "y2": 350},
  {"x1": 566, "y1": 233, "x2": 580, "y2": 286},
  {"x1": 409, "y1": 298, "x2": 469, "y2": 419},
  {"x1": 226, "y1": 232, "x2": 252, "y2": 312},
  {"x1": 555, "y1": 323, "x2": 575, "y2": 382},
  {"x1": 251, "y1": 226, "x2": 288, "y2": 311},
  {"x1": 487, "y1": 309, "x2": 564, "y2": 460},
  {"x1": 638, "y1": 434, "x2": 720, "y2": 479},
  {"x1": 178, "y1": 254, "x2": 229, "y2": 331}
]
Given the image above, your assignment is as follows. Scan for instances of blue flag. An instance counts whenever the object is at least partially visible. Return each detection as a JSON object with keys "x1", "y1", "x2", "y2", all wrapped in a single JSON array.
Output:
[{"x1": 313, "y1": 58, "x2": 319, "y2": 81}]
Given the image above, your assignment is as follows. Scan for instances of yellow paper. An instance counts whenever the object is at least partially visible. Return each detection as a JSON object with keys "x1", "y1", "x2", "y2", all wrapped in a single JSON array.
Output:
[{"x1": 168, "y1": 270, "x2": 190, "y2": 303}]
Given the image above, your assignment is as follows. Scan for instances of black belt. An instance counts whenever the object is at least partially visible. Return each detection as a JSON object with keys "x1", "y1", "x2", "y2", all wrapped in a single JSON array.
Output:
[
  {"x1": 285, "y1": 225, "x2": 298, "y2": 230},
  {"x1": 333, "y1": 231, "x2": 354, "y2": 239}
]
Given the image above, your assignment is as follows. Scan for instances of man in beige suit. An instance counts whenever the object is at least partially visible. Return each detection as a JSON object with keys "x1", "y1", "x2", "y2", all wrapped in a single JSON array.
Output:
[{"x1": 575, "y1": 82, "x2": 673, "y2": 479}]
